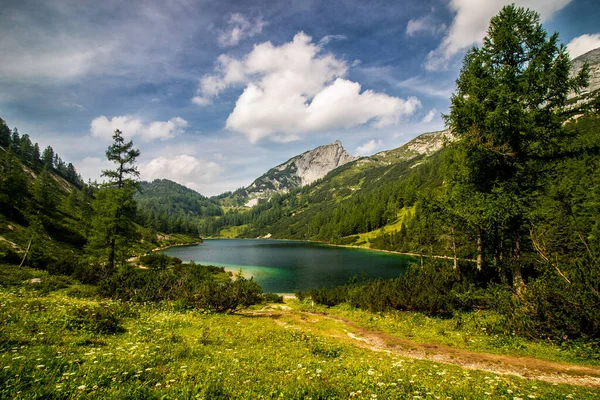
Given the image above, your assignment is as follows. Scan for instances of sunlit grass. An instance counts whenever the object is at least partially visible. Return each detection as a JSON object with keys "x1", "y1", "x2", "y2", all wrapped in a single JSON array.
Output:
[
  {"x1": 291, "y1": 301, "x2": 600, "y2": 368},
  {"x1": 351, "y1": 206, "x2": 416, "y2": 246},
  {"x1": 1, "y1": 266, "x2": 598, "y2": 399}
]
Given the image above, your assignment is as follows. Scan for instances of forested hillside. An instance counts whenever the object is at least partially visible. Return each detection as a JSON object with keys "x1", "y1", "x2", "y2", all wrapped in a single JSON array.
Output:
[
  {"x1": 0, "y1": 120, "x2": 200, "y2": 275},
  {"x1": 199, "y1": 129, "x2": 450, "y2": 239},
  {"x1": 135, "y1": 179, "x2": 222, "y2": 235}
]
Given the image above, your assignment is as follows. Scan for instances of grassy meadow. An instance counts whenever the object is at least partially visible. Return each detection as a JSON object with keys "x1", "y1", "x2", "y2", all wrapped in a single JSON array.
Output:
[{"x1": 2, "y1": 265, "x2": 599, "y2": 399}]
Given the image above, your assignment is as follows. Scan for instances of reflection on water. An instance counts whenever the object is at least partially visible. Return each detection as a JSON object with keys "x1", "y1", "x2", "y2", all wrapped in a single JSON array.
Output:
[{"x1": 162, "y1": 239, "x2": 412, "y2": 293}]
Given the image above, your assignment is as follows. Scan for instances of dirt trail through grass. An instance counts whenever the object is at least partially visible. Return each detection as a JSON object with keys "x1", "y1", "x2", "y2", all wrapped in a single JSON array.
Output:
[{"x1": 246, "y1": 308, "x2": 600, "y2": 389}]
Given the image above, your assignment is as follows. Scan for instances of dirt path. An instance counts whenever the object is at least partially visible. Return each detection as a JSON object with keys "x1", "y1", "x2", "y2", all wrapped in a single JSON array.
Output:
[{"x1": 246, "y1": 308, "x2": 600, "y2": 389}]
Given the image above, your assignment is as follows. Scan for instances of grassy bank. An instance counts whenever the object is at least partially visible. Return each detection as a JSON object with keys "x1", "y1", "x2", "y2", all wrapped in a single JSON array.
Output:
[{"x1": 1, "y1": 265, "x2": 599, "y2": 398}]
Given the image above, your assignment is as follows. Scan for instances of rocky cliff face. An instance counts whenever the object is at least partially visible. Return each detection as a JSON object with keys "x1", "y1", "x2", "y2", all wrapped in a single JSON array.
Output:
[
  {"x1": 569, "y1": 47, "x2": 600, "y2": 107},
  {"x1": 243, "y1": 140, "x2": 355, "y2": 206},
  {"x1": 572, "y1": 47, "x2": 600, "y2": 94}
]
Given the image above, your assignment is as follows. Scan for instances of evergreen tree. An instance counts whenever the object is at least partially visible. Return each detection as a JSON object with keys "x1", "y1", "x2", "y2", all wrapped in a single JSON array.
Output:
[
  {"x1": 0, "y1": 149, "x2": 29, "y2": 211},
  {"x1": 444, "y1": 5, "x2": 589, "y2": 293},
  {"x1": 0, "y1": 118, "x2": 11, "y2": 148},
  {"x1": 33, "y1": 167, "x2": 60, "y2": 214},
  {"x1": 86, "y1": 129, "x2": 140, "y2": 275},
  {"x1": 41, "y1": 146, "x2": 54, "y2": 170}
]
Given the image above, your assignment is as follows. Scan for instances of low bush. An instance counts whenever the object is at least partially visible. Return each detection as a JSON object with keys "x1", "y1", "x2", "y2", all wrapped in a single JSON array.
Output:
[
  {"x1": 309, "y1": 260, "x2": 495, "y2": 316},
  {"x1": 139, "y1": 253, "x2": 173, "y2": 270},
  {"x1": 263, "y1": 293, "x2": 284, "y2": 303},
  {"x1": 99, "y1": 263, "x2": 263, "y2": 312},
  {"x1": 0, "y1": 242, "x2": 20, "y2": 264},
  {"x1": 67, "y1": 303, "x2": 126, "y2": 334},
  {"x1": 496, "y1": 256, "x2": 600, "y2": 340}
]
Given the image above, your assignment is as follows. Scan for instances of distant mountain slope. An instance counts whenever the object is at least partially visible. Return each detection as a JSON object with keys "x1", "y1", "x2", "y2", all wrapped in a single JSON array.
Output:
[
  {"x1": 200, "y1": 128, "x2": 452, "y2": 239},
  {"x1": 569, "y1": 46, "x2": 600, "y2": 107},
  {"x1": 371, "y1": 129, "x2": 453, "y2": 163},
  {"x1": 230, "y1": 140, "x2": 355, "y2": 206},
  {"x1": 136, "y1": 179, "x2": 222, "y2": 233}
]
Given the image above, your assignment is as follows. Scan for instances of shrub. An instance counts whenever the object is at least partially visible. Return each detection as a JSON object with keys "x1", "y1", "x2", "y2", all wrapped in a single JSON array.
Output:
[
  {"x1": 263, "y1": 293, "x2": 284, "y2": 303},
  {"x1": 139, "y1": 253, "x2": 173, "y2": 270},
  {"x1": 67, "y1": 303, "x2": 125, "y2": 334},
  {"x1": 0, "y1": 242, "x2": 21, "y2": 265},
  {"x1": 497, "y1": 256, "x2": 600, "y2": 340},
  {"x1": 309, "y1": 260, "x2": 484, "y2": 316},
  {"x1": 98, "y1": 263, "x2": 264, "y2": 312}
]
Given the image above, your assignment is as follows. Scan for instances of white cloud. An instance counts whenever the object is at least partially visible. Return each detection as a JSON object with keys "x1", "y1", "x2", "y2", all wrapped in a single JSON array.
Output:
[
  {"x1": 566, "y1": 33, "x2": 600, "y2": 59},
  {"x1": 141, "y1": 155, "x2": 222, "y2": 192},
  {"x1": 90, "y1": 116, "x2": 188, "y2": 142},
  {"x1": 422, "y1": 109, "x2": 437, "y2": 123},
  {"x1": 196, "y1": 32, "x2": 421, "y2": 142},
  {"x1": 0, "y1": 35, "x2": 114, "y2": 81},
  {"x1": 318, "y1": 34, "x2": 347, "y2": 46},
  {"x1": 426, "y1": 0, "x2": 572, "y2": 71},
  {"x1": 77, "y1": 157, "x2": 114, "y2": 183},
  {"x1": 406, "y1": 15, "x2": 446, "y2": 37},
  {"x1": 397, "y1": 76, "x2": 455, "y2": 99},
  {"x1": 355, "y1": 139, "x2": 384, "y2": 156},
  {"x1": 217, "y1": 13, "x2": 266, "y2": 47}
]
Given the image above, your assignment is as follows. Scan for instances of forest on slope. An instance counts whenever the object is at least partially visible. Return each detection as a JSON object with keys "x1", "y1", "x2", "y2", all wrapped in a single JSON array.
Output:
[{"x1": 0, "y1": 120, "x2": 202, "y2": 275}]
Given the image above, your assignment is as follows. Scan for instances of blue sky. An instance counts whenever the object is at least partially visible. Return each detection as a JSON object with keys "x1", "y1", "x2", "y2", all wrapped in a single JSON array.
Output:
[{"x1": 1, "y1": 0, "x2": 599, "y2": 196}]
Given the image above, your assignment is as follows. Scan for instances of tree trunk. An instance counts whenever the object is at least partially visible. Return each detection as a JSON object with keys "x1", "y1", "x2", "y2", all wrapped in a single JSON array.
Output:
[
  {"x1": 512, "y1": 235, "x2": 525, "y2": 295},
  {"x1": 19, "y1": 239, "x2": 32, "y2": 267},
  {"x1": 451, "y1": 226, "x2": 459, "y2": 277},
  {"x1": 476, "y1": 227, "x2": 483, "y2": 271}
]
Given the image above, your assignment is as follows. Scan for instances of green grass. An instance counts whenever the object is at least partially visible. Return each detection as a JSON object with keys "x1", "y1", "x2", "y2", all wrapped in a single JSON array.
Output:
[
  {"x1": 351, "y1": 206, "x2": 415, "y2": 246},
  {"x1": 1, "y1": 265, "x2": 599, "y2": 399},
  {"x1": 214, "y1": 224, "x2": 249, "y2": 238},
  {"x1": 292, "y1": 301, "x2": 600, "y2": 368}
]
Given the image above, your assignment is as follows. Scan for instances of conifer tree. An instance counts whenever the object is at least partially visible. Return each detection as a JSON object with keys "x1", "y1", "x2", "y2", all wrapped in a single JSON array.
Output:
[
  {"x1": 444, "y1": 5, "x2": 589, "y2": 293},
  {"x1": 86, "y1": 129, "x2": 140, "y2": 275}
]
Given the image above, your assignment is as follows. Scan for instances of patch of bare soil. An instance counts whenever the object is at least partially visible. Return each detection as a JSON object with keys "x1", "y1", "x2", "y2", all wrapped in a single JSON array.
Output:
[{"x1": 247, "y1": 308, "x2": 600, "y2": 388}]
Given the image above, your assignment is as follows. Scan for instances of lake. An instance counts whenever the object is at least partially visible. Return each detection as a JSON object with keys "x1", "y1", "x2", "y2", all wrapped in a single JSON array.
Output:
[{"x1": 162, "y1": 239, "x2": 413, "y2": 293}]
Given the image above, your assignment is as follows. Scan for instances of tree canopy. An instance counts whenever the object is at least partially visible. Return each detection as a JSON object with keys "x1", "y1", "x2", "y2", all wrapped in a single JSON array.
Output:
[{"x1": 443, "y1": 5, "x2": 590, "y2": 292}]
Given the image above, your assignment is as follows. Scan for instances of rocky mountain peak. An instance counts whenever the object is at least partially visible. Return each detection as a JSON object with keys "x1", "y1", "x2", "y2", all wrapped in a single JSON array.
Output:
[
  {"x1": 569, "y1": 47, "x2": 600, "y2": 105},
  {"x1": 242, "y1": 140, "x2": 355, "y2": 206}
]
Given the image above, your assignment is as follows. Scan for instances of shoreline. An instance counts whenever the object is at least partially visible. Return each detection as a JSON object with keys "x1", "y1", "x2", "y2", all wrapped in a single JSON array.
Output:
[
  {"x1": 151, "y1": 241, "x2": 203, "y2": 253},
  {"x1": 202, "y1": 236, "x2": 476, "y2": 263}
]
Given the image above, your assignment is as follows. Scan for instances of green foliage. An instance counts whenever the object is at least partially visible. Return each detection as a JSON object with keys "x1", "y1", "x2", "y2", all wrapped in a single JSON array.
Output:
[
  {"x1": 135, "y1": 179, "x2": 222, "y2": 235},
  {"x1": 67, "y1": 304, "x2": 126, "y2": 334},
  {"x1": 139, "y1": 252, "x2": 175, "y2": 270},
  {"x1": 443, "y1": 5, "x2": 590, "y2": 291},
  {"x1": 263, "y1": 292, "x2": 284, "y2": 303},
  {"x1": 99, "y1": 263, "x2": 263, "y2": 312},
  {"x1": 309, "y1": 260, "x2": 485, "y2": 316},
  {"x1": 86, "y1": 130, "x2": 140, "y2": 274}
]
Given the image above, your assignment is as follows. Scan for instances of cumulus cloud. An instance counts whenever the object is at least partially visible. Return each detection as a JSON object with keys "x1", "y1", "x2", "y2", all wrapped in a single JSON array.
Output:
[
  {"x1": 355, "y1": 139, "x2": 384, "y2": 156},
  {"x1": 426, "y1": 0, "x2": 572, "y2": 71},
  {"x1": 218, "y1": 13, "x2": 266, "y2": 47},
  {"x1": 78, "y1": 157, "x2": 114, "y2": 183},
  {"x1": 141, "y1": 155, "x2": 222, "y2": 192},
  {"x1": 567, "y1": 33, "x2": 600, "y2": 59},
  {"x1": 422, "y1": 109, "x2": 437, "y2": 123},
  {"x1": 90, "y1": 116, "x2": 188, "y2": 141},
  {"x1": 196, "y1": 32, "x2": 421, "y2": 142}
]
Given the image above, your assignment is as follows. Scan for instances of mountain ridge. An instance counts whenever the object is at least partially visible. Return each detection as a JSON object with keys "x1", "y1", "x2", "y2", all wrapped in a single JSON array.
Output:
[{"x1": 238, "y1": 140, "x2": 355, "y2": 206}]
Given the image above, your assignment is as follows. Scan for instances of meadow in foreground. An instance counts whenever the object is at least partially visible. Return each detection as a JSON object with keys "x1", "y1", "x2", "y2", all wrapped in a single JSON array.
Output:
[{"x1": 1, "y1": 265, "x2": 599, "y2": 399}]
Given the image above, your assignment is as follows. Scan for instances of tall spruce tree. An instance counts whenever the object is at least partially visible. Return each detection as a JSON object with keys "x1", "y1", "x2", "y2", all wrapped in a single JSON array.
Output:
[
  {"x1": 444, "y1": 5, "x2": 589, "y2": 293},
  {"x1": 86, "y1": 129, "x2": 140, "y2": 275}
]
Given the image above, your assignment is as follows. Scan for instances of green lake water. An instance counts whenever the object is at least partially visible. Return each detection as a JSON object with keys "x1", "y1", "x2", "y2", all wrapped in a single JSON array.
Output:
[{"x1": 162, "y1": 239, "x2": 413, "y2": 293}]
